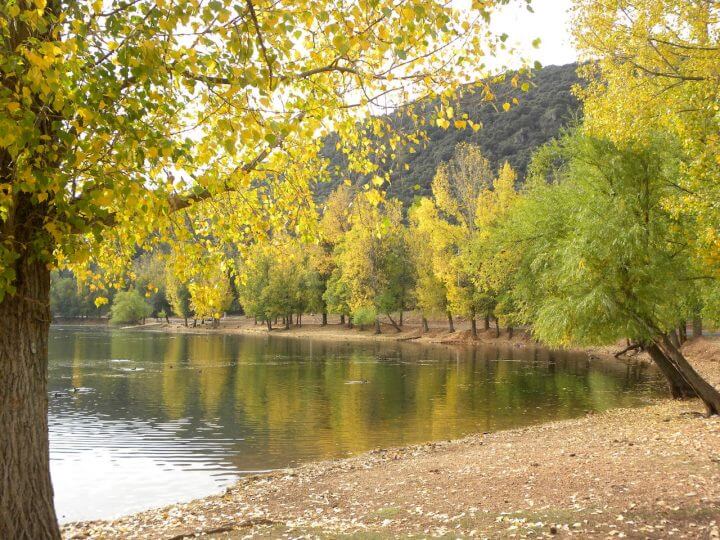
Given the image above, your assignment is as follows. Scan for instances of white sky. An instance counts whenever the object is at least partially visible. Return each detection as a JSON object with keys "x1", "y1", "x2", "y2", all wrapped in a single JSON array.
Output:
[{"x1": 488, "y1": 0, "x2": 578, "y2": 68}]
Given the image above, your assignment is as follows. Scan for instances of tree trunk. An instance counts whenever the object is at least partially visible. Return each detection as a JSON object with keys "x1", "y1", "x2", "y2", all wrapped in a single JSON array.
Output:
[
  {"x1": 447, "y1": 311, "x2": 455, "y2": 333},
  {"x1": 470, "y1": 317, "x2": 477, "y2": 339},
  {"x1": 0, "y1": 255, "x2": 61, "y2": 539},
  {"x1": 266, "y1": 319, "x2": 272, "y2": 331},
  {"x1": 669, "y1": 329, "x2": 681, "y2": 349},
  {"x1": 340, "y1": 314, "x2": 345, "y2": 325},
  {"x1": 285, "y1": 315, "x2": 290, "y2": 330},
  {"x1": 422, "y1": 317, "x2": 429, "y2": 333},
  {"x1": 193, "y1": 318, "x2": 197, "y2": 327},
  {"x1": 484, "y1": 315, "x2": 490, "y2": 331},
  {"x1": 399, "y1": 310, "x2": 403, "y2": 327},
  {"x1": 494, "y1": 318, "x2": 500, "y2": 338},
  {"x1": 322, "y1": 312, "x2": 328, "y2": 326},
  {"x1": 508, "y1": 326, "x2": 514, "y2": 339},
  {"x1": 184, "y1": 317, "x2": 188, "y2": 327},
  {"x1": 386, "y1": 314, "x2": 402, "y2": 332},
  {"x1": 657, "y1": 335, "x2": 720, "y2": 415},
  {"x1": 374, "y1": 318, "x2": 381, "y2": 334},
  {"x1": 646, "y1": 343, "x2": 696, "y2": 399},
  {"x1": 692, "y1": 316, "x2": 702, "y2": 338},
  {"x1": 678, "y1": 321, "x2": 687, "y2": 344}
]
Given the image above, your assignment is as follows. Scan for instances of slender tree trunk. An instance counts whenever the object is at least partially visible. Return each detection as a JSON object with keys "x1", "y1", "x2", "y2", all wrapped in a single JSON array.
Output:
[
  {"x1": 266, "y1": 319, "x2": 272, "y2": 331},
  {"x1": 692, "y1": 316, "x2": 702, "y2": 338},
  {"x1": 657, "y1": 335, "x2": 720, "y2": 415},
  {"x1": 669, "y1": 329, "x2": 681, "y2": 349},
  {"x1": 193, "y1": 319, "x2": 197, "y2": 327},
  {"x1": 374, "y1": 318, "x2": 381, "y2": 335},
  {"x1": 484, "y1": 315, "x2": 490, "y2": 331},
  {"x1": 470, "y1": 317, "x2": 477, "y2": 339},
  {"x1": 386, "y1": 314, "x2": 402, "y2": 332},
  {"x1": 422, "y1": 317, "x2": 429, "y2": 333},
  {"x1": 399, "y1": 310, "x2": 403, "y2": 327},
  {"x1": 678, "y1": 321, "x2": 687, "y2": 344},
  {"x1": 285, "y1": 314, "x2": 290, "y2": 330},
  {"x1": 508, "y1": 326, "x2": 514, "y2": 339},
  {"x1": 447, "y1": 311, "x2": 455, "y2": 333},
  {"x1": 322, "y1": 312, "x2": 328, "y2": 326},
  {"x1": 646, "y1": 343, "x2": 696, "y2": 399},
  {"x1": 0, "y1": 255, "x2": 61, "y2": 539},
  {"x1": 494, "y1": 318, "x2": 500, "y2": 338},
  {"x1": 340, "y1": 314, "x2": 345, "y2": 325},
  {"x1": 184, "y1": 317, "x2": 188, "y2": 327}
]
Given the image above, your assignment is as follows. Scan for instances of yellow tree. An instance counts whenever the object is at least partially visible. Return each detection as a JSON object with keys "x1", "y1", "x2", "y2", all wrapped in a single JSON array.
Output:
[
  {"x1": 430, "y1": 142, "x2": 495, "y2": 337},
  {"x1": 0, "y1": 0, "x2": 524, "y2": 535},
  {"x1": 573, "y1": 0, "x2": 720, "y2": 281}
]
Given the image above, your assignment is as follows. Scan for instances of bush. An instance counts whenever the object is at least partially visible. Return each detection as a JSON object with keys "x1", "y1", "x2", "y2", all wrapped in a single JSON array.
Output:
[
  {"x1": 352, "y1": 305, "x2": 377, "y2": 327},
  {"x1": 110, "y1": 290, "x2": 153, "y2": 324}
]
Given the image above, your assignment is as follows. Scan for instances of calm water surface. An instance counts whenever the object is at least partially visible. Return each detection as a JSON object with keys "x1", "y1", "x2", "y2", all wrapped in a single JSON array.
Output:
[{"x1": 48, "y1": 325, "x2": 663, "y2": 523}]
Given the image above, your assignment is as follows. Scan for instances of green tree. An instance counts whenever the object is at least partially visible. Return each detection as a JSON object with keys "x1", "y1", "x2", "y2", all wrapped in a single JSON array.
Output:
[
  {"x1": 504, "y1": 132, "x2": 720, "y2": 414},
  {"x1": 110, "y1": 290, "x2": 153, "y2": 324}
]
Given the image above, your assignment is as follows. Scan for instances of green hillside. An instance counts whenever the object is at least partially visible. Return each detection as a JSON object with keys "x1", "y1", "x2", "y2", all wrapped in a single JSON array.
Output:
[{"x1": 318, "y1": 63, "x2": 581, "y2": 204}]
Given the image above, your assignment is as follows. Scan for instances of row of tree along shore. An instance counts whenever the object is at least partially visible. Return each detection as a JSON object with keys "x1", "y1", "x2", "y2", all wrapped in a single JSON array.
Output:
[{"x1": 54, "y1": 133, "x2": 720, "y2": 415}]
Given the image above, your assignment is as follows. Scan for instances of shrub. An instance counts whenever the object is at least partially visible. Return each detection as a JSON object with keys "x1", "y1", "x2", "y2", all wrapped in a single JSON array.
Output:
[{"x1": 110, "y1": 290, "x2": 153, "y2": 324}]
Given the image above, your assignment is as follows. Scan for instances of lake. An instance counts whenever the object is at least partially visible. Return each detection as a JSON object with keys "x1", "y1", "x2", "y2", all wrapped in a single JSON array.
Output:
[{"x1": 48, "y1": 325, "x2": 663, "y2": 523}]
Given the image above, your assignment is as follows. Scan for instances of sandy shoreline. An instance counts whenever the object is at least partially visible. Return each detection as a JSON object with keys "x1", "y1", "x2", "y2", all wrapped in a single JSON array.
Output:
[{"x1": 60, "y1": 325, "x2": 720, "y2": 539}]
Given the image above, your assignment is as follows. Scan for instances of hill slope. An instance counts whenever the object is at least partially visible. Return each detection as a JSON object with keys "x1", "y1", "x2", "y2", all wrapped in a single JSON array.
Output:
[{"x1": 318, "y1": 63, "x2": 581, "y2": 204}]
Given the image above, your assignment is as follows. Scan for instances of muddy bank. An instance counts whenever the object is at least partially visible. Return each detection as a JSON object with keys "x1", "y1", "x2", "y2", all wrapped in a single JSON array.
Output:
[{"x1": 61, "y1": 338, "x2": 720, "y2": 539}]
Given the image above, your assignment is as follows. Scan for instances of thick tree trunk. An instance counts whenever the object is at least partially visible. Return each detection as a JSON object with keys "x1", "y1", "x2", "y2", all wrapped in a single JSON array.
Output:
[
  {"x1": 646, "y1": 343, "x2": 696, "y2": 399},
  {"x1": 266, "y1": 319, "x2": 272, "y2": 331},
  {"x1": 340, "y1": 314, "x2": 345, "y2": 325},
  {"x1": 657, "y1": 335, "x2": 720, "y2": 415},
  {"x1": 692, "y1": 317, "x2": 702, "y2": 338},
  {"x1": 0, "y1": 256, "x2": 61, "y2": 539},
  {"x1": 184, "y1": 317, "x2": 188, "y2": 327},
  {"x1": 374, "y1": 318, "x2": 381, "y2": 334},
  {"x1": 322, "y1": 312, "x2": 327, "y2": 326},
  {"x1": 470, "y1": 317, "x2": 477, "y2": 339},
  {"x1": 422, "y1": 317, "x2": 429, "y2": 333},
  {"x1": 285, "y1": 315, "x2": 290, "y2": 330},
  {"x1": 447, "y1": 311, "x2": 455, "y2": 333}
]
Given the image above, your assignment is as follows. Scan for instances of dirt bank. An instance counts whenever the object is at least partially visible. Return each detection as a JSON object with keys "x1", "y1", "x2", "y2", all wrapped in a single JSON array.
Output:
[
  {"x1": 133, "y1": 313, "x2": 538, "y2": 349},
  {"x1": 61, "y1": 338, "x2": 720, "y2": 539}
]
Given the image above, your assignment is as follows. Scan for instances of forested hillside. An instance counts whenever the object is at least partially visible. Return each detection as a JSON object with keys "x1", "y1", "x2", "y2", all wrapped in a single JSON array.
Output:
[{"x1": 318, "y1": 63, "x2": 581, "y2": 203}]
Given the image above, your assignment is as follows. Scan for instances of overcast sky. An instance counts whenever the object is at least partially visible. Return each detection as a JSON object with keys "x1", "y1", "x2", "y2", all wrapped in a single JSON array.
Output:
[{"x1": 489, "y1": 0, "x2": 577, "y2": 68}]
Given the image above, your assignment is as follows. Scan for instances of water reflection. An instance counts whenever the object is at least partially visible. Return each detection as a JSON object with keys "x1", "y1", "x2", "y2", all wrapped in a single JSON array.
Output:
[{"x1": 48, "y1": 326, "x2": 663, "y2": 523}]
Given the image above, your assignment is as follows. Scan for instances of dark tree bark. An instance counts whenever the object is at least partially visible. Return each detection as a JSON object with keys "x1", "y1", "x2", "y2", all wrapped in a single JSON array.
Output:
[
  {"x1": 646, "y1": 343, "x2": 696, "y2": 399},
  {"x1": 447, "y1": 311, "x2": 455, "y2": 333},
  {"x1": 484, "y1": 315, "x2": 490, "y2": 331},
  {"x1": 0, "y1": 254, "x2": 61, "y2": 539},
  {"x1": 340, "y1": 314, "x2": 345, "y2": 325},
  {"x1": 470, "y1": 317, "x2": 477, "y2": 339},
  {"x1": 422, "y1": 317, "x2": 429, "y2": 333},
  {"x1": 508, "y1": 326, "x2": 514, "y2": 339},
  {"x1": 285, "y1": 315, "x2": 290, "y2": 330},
  {"x1": 266, "y1": 319, "x2": 272, "y2": 331},
  {"x1": 494, "y1": 318, "x2": 500, "y2": 338},
  {"x1": 669, "y1": 329, "x2": 681, "y2": 349},
  {"x1": 374, "y1": 318, "x2": 381, "y2": 334},
  {"x1": 321, "y1": 312, "x2": 327, "y2": 326},
  {"x1": 678, "y1": 321, "x2": 687, "y2": 344},
  {"x1": 184, "y1": 317, "x2": 188, "y2": 327},
  {"x1": 692, "y1": 316, "x2": 702, "y2": 338},
  {"x1": 399, "y1": 310, "x2": 403, "y2": 327},
  {"x1": 656, "y1": 335, "x2": 720, "y2": 415}
]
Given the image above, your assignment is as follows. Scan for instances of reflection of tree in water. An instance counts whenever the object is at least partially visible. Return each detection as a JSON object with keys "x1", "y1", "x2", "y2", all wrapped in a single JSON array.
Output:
[{"x1": 49, "y1": 328, "x2": 663, "y2": 472}]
